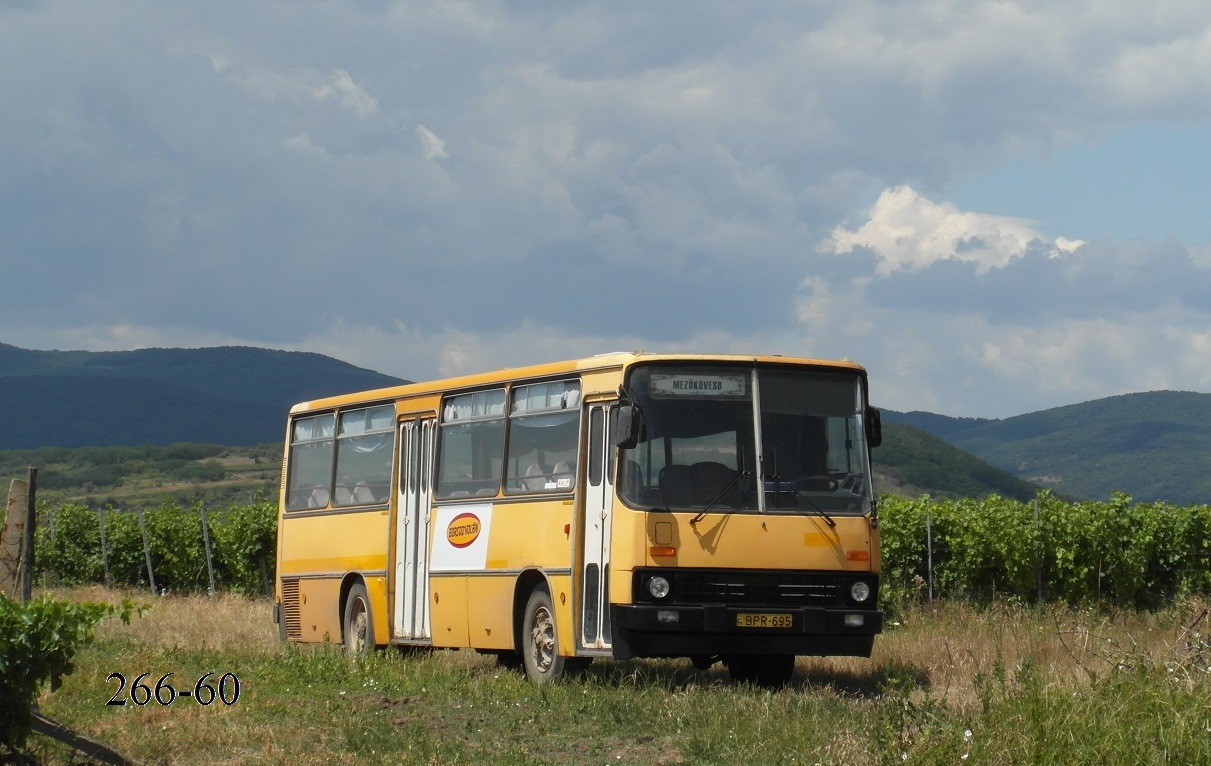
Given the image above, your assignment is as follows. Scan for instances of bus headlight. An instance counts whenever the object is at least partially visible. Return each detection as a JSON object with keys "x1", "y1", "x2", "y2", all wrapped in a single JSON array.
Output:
[
  {"x1": 647, "y1": 576, "x2": 671, "y2": 599},
  {"x1": 849, "y1": 581, "x2": 871, "y2": 603}
]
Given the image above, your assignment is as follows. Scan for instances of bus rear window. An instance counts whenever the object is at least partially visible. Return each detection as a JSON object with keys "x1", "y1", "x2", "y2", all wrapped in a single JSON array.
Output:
[{"x1": 286, "y1": 413, "x2": 335, "y2": 510}]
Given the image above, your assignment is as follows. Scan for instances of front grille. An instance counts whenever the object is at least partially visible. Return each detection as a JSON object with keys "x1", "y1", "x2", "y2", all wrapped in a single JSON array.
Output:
[{"x1": 672, "y1": 571, "x2": 840, "y2": 606}]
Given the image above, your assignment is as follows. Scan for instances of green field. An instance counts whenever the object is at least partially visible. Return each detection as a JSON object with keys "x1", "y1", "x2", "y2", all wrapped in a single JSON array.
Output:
[{"x1": 22, "y1": 588, "x2": 1211, "y2": 766}]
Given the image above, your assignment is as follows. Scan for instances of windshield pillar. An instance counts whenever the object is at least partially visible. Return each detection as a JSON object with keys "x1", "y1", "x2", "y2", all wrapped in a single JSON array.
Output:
[{"x1": 749, "y1": 368, "x2": 766, "y2": 514}]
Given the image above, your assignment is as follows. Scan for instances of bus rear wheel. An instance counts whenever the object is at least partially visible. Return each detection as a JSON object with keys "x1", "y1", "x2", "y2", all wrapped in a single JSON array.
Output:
[
  {"x1": 521, "y1": 588, "x2": 566, "y2": 684},
  {"x1": 343, "y1": 582, "x2": 374, "y2": 658}
]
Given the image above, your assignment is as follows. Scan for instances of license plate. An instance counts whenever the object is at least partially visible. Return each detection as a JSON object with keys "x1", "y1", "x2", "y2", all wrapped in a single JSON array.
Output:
[{"x1": 735, "y1": 612, "x2": 793, "y2": 629}]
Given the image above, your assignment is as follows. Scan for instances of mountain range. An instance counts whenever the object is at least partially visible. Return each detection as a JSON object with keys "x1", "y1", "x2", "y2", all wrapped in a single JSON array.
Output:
[
  {"x1": 882, "y1": 391, "x2": 1211, "y2": 505},
  {"x1": 1, "y1": 343, "x2": 1206, "y2": 504},
  {"x1": 0, "y1": 343, "x2": 404, "y2": 448}
]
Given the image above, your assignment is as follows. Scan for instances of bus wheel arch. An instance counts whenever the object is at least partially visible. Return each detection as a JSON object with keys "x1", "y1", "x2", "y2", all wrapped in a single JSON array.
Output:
[
  {"x1": 512, "y1": 570, "x2": 569, "y2": 684},
  {"x1": 511, "y1": 569, "x2": 548, "y2": 653}
]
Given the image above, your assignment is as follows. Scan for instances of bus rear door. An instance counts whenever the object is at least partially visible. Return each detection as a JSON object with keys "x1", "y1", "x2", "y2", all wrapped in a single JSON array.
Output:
[{"x1": 393, "y1": 416, "x2": 435, "y2": 641}]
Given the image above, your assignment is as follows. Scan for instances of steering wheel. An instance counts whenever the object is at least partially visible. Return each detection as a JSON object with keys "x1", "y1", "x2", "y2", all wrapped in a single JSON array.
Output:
[{"x1": 791, "y1": 475, "x2": 839, "y2": 491}]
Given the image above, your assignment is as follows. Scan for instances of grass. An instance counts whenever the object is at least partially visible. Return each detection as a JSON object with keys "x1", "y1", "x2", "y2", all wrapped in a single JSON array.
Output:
[{"x1": 21, "y1": 588, "x2": 1211, "y2": 765}]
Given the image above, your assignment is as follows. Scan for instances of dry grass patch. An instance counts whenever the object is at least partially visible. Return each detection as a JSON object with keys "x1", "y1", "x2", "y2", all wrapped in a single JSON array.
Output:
[
  {"x1": 844, "y1": 598, "x2": 1210, "y2": 705},
  {"x1": 40, "y1": 585, "x2": 280, "y2": 654}
]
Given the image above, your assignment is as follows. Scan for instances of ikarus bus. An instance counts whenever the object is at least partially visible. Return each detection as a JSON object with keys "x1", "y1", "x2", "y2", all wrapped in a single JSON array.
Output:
[{"x1": 273, "y1": 352, "x2": 884, "y2": 686}]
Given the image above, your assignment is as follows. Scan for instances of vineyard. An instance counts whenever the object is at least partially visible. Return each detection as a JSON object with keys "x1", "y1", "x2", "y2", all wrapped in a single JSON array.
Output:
[
  {"x1": 879, "y1": 492, "x2": 1211, "y2": 610},
  {"x1": 6, "y1": 491, "x2": 1211, "y2": 761},
  {"x1": 14, "y1": 492, "x2": 1211, "y2": 609},
  {"x1": 30, "y1": 497, "x2": 278, "y2": 597}
]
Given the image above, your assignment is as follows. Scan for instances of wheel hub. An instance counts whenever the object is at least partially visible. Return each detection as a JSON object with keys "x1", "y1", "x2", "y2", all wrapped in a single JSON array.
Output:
[{"x1": 529, "y1": 606, "x2": 555, "y2": 671}]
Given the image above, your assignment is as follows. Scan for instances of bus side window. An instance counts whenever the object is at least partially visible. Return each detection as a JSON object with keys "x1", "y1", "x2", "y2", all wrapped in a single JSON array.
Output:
[
  {"x1": 437, "y1": 389, "x2": 506, "y2": 499},
  {"x1": 333, "y1": 404, "x2": 394, "y2": 507},
  {"x1": 285, "y1": 413, "x2": 335, "y2": 511},
  {"x1": 503, "y1": 380, "x2": 581, "y2": 495}
]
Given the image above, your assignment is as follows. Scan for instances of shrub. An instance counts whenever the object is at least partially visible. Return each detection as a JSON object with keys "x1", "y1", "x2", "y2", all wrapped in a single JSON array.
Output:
[{"x1": 0, "y1": 595, "x2": 134, "y2": 750}]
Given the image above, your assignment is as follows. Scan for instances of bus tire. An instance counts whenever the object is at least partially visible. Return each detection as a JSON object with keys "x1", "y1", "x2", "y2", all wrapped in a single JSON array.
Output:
[
  {"x1": 343, "y1": 582, "x2": 374, "y2": 658},
  {"x1": 521, "y1": 588, "x2": 566, "y2": 684}
]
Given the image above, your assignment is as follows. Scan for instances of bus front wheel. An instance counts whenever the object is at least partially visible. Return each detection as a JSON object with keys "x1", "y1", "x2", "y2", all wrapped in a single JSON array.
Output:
[
  {"x1": 343, "y1": 582, "x2": 374, "y2": 658},
  {"x1": 521, "y1": 588, "x2": 566, "y2": 684}
]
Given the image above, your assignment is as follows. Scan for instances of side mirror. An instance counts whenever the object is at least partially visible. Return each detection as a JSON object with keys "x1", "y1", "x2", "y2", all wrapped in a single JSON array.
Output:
[
  {"x1": 866, "y1": 407, "x2": 882, "y2": 449},
  {"x1": 615, "y1": 404, "x2": 640, "y2": 449}
]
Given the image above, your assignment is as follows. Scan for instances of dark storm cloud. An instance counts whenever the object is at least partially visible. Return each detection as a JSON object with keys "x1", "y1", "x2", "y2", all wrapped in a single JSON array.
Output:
[{"x1": 4, "y1": 0, "x2": 1211, "y2": 413}]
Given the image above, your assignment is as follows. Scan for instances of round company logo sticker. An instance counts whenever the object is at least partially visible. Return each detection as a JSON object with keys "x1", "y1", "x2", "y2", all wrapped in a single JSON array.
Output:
[{"x1": 446, "y1": 512, "x2": 482, "y2": 548}]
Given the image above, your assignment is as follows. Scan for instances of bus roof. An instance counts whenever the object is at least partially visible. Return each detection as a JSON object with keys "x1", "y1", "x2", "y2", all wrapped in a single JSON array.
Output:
[{"x1": 288, "y1": 351, "x2": 868, "y2": 414}]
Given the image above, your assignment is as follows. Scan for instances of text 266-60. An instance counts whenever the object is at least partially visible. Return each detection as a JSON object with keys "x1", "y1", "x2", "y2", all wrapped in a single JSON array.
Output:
[{"x1": 106, "y1": 672, "x2": 240, "y2": 706}]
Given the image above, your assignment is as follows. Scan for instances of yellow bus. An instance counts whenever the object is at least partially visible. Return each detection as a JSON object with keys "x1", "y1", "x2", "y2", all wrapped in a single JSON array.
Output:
[{"x1": 273, "y1": 352, "x2": 884, "y2": 686}]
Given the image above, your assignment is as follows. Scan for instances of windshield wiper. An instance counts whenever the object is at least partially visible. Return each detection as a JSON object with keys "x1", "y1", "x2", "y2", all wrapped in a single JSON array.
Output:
[
  {"x1": 765, "y1": 467, "x2": 836, "y2": 528},
  {"x1": 790, "y1": 490, "x2": 836, "y2": 528},
  {"x1": 689, "y1": 468, "x2": 749, "y2": 526}
]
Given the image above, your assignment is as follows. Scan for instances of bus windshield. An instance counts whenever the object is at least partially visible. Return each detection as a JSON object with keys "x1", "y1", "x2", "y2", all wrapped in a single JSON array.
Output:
[{"x1": 617, "y1": 364, "x2": 875, "y2": 514}]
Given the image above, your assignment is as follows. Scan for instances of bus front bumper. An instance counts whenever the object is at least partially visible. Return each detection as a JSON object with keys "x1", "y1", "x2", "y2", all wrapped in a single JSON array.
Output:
[{"x1": 609, "y1": 603, "x2": 883, "y2": 660}]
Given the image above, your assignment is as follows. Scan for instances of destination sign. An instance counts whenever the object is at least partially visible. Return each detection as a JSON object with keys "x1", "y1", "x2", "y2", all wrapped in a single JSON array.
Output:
[{"x1": 649, "y1": 373, "x2": 747, "y2": 398}]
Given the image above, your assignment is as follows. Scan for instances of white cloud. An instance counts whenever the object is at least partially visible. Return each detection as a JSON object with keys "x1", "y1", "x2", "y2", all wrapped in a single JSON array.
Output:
[
  {"x1": 1053, "y1": 237, "x2": 1085, "y2": 254},
  {"x1": 223, "y1": 63, "x2": 378, "y2": 118},
  {"x1": 797, "y1": 187, "x2": 1211, "y2": 415},
  {"x1": 283, "y1": 133, "x2": 328, "y2": 158},
  {"x1": 792, "y1": 284, "x2": 1211, "y2": 417},
  {"x1": 1188, "y1": 238, "x2": 1211, "y2": 268},
  {"x1": 317, "y1": 69, "x2": 379, "y2": 119},
  {"x1": 820, "y1": 186, "x2": 1086, "y2": 275},
  {"x1": 971, "y1": 315, "x2": 1211, "y2": 405},
  {"x1": 280, "y1": 318, "x2": 653, "y2": 383},
  {"x1": 416, "y1": 125, "x2": 448, "y2": 160}
]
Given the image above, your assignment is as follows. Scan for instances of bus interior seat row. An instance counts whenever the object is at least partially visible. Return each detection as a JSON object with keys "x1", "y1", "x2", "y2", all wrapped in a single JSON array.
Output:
[
  {"x1": 620, "y1": 460, "x2": 739, "y2": 508},
  {"x1": 297, "y1": 482, "x2": 389, "y2": 509},
  {"x1": 521, "y1": 462, "x2": 574, "y2": 491},
  {"x1": 659, "y1": 461, "x2": 738, "y2": 507}
]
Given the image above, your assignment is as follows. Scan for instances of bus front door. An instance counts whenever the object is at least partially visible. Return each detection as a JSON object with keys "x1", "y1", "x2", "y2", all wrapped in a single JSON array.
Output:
[
  {"x1": 393, "y1": 417, "x2": 435, "y2": 641},
  {"x1": 580, "y1": 403, "x2": 614, "y2": 651}
]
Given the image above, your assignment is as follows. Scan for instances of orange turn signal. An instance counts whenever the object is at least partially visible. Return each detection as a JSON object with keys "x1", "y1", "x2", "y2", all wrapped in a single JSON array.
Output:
[
  {"x1": 846, "y1": 550, "x2": 870, "y2": 562},
  {"x1": 649, "y1": 546, "x2": 677, "y2": 557}
]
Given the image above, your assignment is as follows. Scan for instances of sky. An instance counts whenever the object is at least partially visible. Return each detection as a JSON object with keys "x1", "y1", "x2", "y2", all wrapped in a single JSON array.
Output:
[{"x1": 3, "y1": 0, "x2": 1211, "y2": 419}]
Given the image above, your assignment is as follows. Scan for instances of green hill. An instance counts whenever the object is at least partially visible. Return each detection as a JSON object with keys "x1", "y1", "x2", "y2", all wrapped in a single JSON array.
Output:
[
  {"x1": 873, "y1": 422, "x2": 1039, "y2": 501},
  {"x1": 885, "y1": 391, "x2": 1211, "y2": 504},
  {"x1": 0, "y1": 343, "x2": 406, "y2": 449}
]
